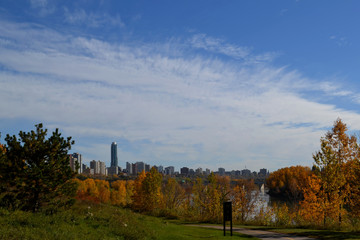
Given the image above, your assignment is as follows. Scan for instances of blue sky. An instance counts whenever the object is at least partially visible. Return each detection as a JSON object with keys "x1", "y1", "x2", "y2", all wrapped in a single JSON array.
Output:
[{"x1": 1, "y1": 0, "x2": 360, "y2": 172}]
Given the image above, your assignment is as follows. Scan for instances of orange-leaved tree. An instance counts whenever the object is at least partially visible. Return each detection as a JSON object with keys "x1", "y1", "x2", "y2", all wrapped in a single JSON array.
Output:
[
  {"x1": 312, "y1": 118, "x2": 360, "y2": 225},
  {"x1": 267, "y1": 166, "x2": 311, "y2": 202}
]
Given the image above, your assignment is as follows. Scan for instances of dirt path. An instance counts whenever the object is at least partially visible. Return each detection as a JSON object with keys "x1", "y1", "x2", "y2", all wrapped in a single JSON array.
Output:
[{"x1": 187, "y1": 225, "x2": 316, "y2": 240}]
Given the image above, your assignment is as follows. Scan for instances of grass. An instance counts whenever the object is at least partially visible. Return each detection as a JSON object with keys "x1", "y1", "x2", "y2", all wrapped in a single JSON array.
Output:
[{"x1": 0, "y1": 202, "x2": 258, "y2": 240}]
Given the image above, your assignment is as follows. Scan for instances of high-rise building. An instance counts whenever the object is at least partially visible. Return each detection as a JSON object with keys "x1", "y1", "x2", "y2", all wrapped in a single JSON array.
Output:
[
  {"x1": 259, "y1": 168, "x2": 268, "y2": 177},
  {"x1": 69, "y1": 153, "x2": 82, "y2": 174},
  {"x1": 126, "y1": 162, "x2": 132, "y2": 175},
  {"x1": 90, "y1": 160, "x2": 107, "y2": 175},
  {"x1": 135, "y1": 162, "x2": 145, "y2": 173},
  {"x1": 165, "y1": 166, "x2": 175, "y2": 175},
  {"x1": 218, "y1": 167, "x2": 225, "y2": 176},
  {"x1": 111, "y1": 142, "x2": 118, "y2": 168},
  {"x1": 145, "y1": 164, "x2": 150, "y2": 172},
  {"x1": 180, "y1": 167, "x2": 189, "y2": 175},
  {"x1": 90, "y1": 160, "x2": 100, "y2": 174},
  {"x1": 99, "y1": 161, "x2": 106, "y2": 175}
]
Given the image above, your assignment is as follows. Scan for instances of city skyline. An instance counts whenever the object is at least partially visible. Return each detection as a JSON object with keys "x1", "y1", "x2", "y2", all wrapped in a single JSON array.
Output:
[{"x1": 2, "y1": 1, "x2": 360, "y2": 171}]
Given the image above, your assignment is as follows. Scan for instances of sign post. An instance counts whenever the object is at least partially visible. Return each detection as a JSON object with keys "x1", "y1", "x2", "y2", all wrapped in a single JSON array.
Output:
[{"x1": 223, "y1": 201, "x2": 232, "y2": 236}]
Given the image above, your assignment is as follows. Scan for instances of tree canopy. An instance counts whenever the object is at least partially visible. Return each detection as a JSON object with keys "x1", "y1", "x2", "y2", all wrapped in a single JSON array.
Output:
[{"x1": 0, "y1": 124, "x2": 76, "y2": 212}]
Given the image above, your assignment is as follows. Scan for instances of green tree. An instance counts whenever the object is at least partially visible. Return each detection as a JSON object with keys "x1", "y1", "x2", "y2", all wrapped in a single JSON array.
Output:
[{"x1": 0, "y1": 124, "x2": 76, "y2": 212}]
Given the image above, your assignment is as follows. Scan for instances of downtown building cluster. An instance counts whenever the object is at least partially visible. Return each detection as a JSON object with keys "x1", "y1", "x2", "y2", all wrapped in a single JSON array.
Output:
[{"x1": 69, "y1": 142, "x2": 269, "y2": 178}]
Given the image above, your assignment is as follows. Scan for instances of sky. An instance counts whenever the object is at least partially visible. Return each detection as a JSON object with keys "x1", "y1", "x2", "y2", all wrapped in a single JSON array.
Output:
[{"x1": 1, "y1": 0, "x2": 360, "y2": 172}]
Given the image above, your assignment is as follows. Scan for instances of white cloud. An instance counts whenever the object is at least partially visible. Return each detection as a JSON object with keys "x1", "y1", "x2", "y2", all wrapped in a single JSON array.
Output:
[
  {"x1": 63, "y1": 8, "x2": 125, "y2": 28},
  {"x1": 189, "y1": 33, "x2": 278, "y2": 63},
  {"x1": 1, "y1": 20, "x2": 360, "y2": 171},
  {"x1": 29, "y1": 0, "x2": 55, "y2": 17}
]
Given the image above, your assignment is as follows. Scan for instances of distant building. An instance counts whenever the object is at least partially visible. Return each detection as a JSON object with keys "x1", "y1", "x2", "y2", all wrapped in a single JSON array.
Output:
[
  {"x1": 145, "y1": 164, "x2": 150, "y2": 172},
  {"x1": 180, "y1": 167, "x2": 189, "y2": 175},
  {"x1": 241, "y1": 169, "x2": 251, "y2": 177},
  {"x1": 259, "y1": 168, "x2": 268, "y2": 177},
  {"x1": 135, "y1": 162, "x2": 145, "y2": 174},
  {"x1": 205, "y1": 168, "x2": 211, "y2": 175},
  {"x1": 90, "y1": 160, "x2": 100, "y2": 174},
  {"x1": 111, "y1": 142, "x2": 118, "y2": 168},
  {"x1": 218, "y1": 167, "x2": 225, "y2": 176},
  {"x1": 195, "y1": 167, "x2": 202, "y2": 175},
  {"x1": 82, "y1": 163, "x2": 87, "y2": 173},
  {"x1": 165, "y1": 166, "x2": 175, "y2": 175},
  {"x1": 90, "y1": 160, "x2": 106, "y2": 175},
  {"x1": 108, "y1": 166, "x2": 118, "y2": 175},
  {"x1": 69, "y1": 153, "x2": 82, "y2": 174},
  {"x1": 126, "y1": 162, "x2": 132, "y2": 175}
]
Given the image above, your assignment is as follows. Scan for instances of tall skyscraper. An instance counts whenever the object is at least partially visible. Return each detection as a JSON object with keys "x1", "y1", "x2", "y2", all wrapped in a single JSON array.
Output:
[
  {"x1": 111, "y1": 142, "x2": 118, "y2": 167},
  {"x1": 69, "y1": 153, "x2": 82, "y2": 174}
]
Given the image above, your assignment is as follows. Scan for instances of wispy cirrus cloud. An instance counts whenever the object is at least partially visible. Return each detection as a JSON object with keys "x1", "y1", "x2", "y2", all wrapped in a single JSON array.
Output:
[
  {"x1": 63, "y1": 7, "x2": 125, "y2": 28},
  {"x1": 189, "y1": 33, "x2": 279, "y2": 63},
  {"x1": 29, "y1": 0, "x2": 55, "y2": 17},
  {"x1": 1, "y1": 19, "x2": 360, "y2": 170}
]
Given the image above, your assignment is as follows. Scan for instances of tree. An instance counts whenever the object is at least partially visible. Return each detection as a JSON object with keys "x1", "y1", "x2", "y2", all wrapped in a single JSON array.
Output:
[
  {"x1": 312, "y1": 118, "x2": 360, "y2": 225},
  {"x1": 162, "y1": 177, "x2": 185, "y2": 213},
  {"x1": 231, "y1": 179, "x2": 259, "y2": 223},
  {"x1": 0, "y1": 124, "x2": 76, "y2": 212},
  {"x1": 132, "y1": 168, "x2": 163, "y2": 212},
  {"x1": 266, "y1": 166, "x2": 311, "y2": 202},
  {"x1": 111, "y1": 180, "x2": 127, "y2": 206}
]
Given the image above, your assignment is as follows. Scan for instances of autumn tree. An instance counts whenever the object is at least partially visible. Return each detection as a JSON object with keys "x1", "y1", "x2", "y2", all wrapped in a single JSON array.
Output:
[
  {"x1": 132, "y1": 168, "x2": 163, "y2": 212},
  {"x1": 95, "y1": 179, "x2": 110, "y2": 203},
  {"x1": 300, "y1": 174, "x2": 327, "y2": 225},
  {"x1": 111, "y1": 180, "x2": 127, "y2": 206},
  {"x1": 312, "y1": 118, "x2": 360, "y2": 225},
  {"x1": 190, "y1": 173, "x2": 231, "y2": 222},
  {"x1": 0, "y1": 124, "x2": 76, "y2": 212},
  {"x1": 162, "y1": 177, "x2": 185, "y2": 213},
  {"x1": 231, "y1": 179, "x2": 259, "y2": 223},
  {"x1": 267, "y1": 166, "x2": 311, "y2": 202}
]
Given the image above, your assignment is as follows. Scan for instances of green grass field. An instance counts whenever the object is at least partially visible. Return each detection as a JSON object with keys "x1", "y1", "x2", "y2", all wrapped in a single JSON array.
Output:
[
  {"x1": 0, "y1": 202, "x2": 257, "y2": 240},
  {"x1": 1, "y1": 201, "x2": 360, "y2": 240}
]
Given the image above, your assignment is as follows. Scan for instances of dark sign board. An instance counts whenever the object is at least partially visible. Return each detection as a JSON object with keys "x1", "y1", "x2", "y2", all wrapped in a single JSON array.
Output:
[
  {"x1": 223, "y1": 201, "x2": 232, "y2": 236},
  {"x1": 223, "y1": 201, "x2": 232, "y2": 221}
]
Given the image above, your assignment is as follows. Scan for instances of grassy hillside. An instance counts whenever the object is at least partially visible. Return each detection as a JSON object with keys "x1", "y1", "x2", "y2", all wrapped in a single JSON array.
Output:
[{"x1": 0, "y1": 202, "x2": 257, "y2": 240}]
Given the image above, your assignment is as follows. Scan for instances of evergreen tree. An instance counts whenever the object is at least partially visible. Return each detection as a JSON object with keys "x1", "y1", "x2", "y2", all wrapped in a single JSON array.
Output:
[{"x1": 0, "y1": 124, "x2": 76, "y2": 212}]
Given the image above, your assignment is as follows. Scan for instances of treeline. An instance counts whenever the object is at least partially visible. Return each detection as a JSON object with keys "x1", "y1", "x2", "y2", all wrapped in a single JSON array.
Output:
[
  {"x1": 266, "y1": 119, "x2": 360, "y2": 229},
  {"x1": 73, "y1": 170, "x2": 259, "y2": 223}
]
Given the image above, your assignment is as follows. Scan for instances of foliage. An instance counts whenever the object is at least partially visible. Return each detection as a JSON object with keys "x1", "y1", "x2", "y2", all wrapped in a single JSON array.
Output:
[
  {"x1": 0, "y1": 124, "x2": 76, "y2": 212},
  {"x1": 298, "y1": 118, "x2": 360, "y2": 229},
  {"x1": 132, "y1": 167, "x2": 163, "y2": 213},
  {"x1": 266, "y1": 166, "x2": 312, "y2": 202},
  {"x1": 162, "y1": 177, "x2": 185, "y2": 215},
  {"x1": 232, "y1": 179, "x2": 259, "y2": 223},
  {"x1": 311, "y1": 118, "x2": 360, "y2": 226}
]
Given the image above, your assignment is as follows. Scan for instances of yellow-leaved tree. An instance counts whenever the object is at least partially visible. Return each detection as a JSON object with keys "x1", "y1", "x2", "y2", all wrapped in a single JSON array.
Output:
[
  {"x1": 132, "y1": 167, "x2": 163, "y2": 212},
  {"x1": 311, "y1": 118, "x2": 360, "y2": 226}
]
